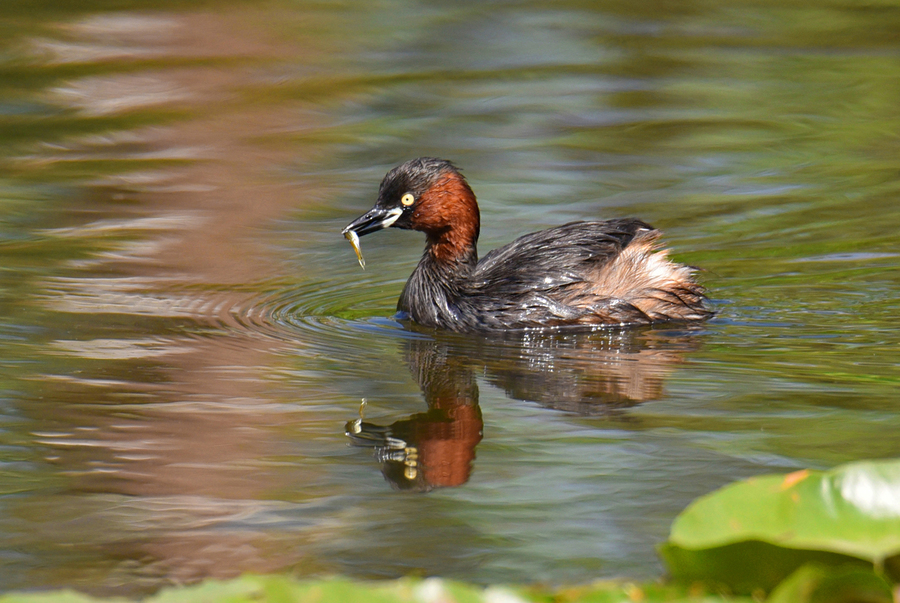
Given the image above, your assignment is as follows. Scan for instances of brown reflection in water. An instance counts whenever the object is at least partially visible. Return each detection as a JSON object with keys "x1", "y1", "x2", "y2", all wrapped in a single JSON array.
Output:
[
  {"x1": 347, "y1": 327, "x2": 700, "y2": 491},
  {"x1": 347, "y1": 336, "x2": 484, "y2": 492},
  {"x1": 17, "y1": 7, "x2": 342, "y2": 594},
  {"x1": 480, "y1": 327, "x2": 699, "y2": 415}
]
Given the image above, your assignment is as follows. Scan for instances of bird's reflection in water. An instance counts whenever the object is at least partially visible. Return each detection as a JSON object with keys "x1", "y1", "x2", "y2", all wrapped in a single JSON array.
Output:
[
  {"x1": 346, "y1": 330, "x2": 483, "y2": 491},
  {"x1": 346, "y1": 325, "x2": 704, "y2": 491}
]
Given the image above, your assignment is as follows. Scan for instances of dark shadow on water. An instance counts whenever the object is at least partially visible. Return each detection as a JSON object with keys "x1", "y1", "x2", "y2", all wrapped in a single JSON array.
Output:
[{"x1": 347, "y1": 324, "x2": 705, "y2": 491}]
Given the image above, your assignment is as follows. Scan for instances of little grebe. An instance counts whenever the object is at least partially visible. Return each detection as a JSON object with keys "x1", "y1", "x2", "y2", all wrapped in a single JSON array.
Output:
[{"x1": 342, "y1": 157, "x2": 712, "y2": 332}]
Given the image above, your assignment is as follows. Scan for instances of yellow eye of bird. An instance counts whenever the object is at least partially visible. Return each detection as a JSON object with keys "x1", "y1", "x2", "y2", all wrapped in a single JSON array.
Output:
[{"x1": 401, "y1": 193, "x2": 415, "y2": 207}]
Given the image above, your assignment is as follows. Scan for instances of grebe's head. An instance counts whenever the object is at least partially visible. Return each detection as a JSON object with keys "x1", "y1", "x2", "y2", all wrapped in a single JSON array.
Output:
[{"x1": 342, "y1": 157, "x2": 480, "y2": 243}]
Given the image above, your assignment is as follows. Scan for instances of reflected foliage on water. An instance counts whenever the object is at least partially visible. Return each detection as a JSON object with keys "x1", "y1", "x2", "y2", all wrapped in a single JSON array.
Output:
[{"x1": 0, "y1": 0, "x2": 899, "y2": 596}]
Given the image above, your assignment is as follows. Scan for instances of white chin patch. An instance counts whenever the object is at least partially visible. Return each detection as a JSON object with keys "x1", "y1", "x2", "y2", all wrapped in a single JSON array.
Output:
[{"x1": 380, "y1": 207, "x2": 403, "y2": 228}]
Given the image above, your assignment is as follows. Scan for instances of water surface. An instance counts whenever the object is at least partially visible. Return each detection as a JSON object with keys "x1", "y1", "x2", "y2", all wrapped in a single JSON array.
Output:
[{"x1": 1, "y1": 0, "x2": 899, "y2": 596}]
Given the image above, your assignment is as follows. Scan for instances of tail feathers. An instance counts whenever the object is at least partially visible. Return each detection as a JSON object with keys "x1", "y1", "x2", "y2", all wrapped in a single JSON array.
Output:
[{"x1": 584, "y1": 230, "x2": 712, "y2": 324}]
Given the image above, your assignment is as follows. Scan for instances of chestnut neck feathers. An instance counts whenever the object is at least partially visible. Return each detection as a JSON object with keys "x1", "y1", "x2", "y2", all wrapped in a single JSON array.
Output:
[{"x1": 418, "y1": 170, "x2": 480, "y2": 267}]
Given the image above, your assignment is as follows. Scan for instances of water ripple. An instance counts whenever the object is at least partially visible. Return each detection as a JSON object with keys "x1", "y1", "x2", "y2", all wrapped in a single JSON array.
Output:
[{"x1": 40, "y1": 272, "x2": 419, "y2": 365}]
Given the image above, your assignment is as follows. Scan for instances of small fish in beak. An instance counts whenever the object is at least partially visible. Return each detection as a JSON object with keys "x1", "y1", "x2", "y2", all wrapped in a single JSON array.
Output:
[{"x1": 344, "y1": 229, "x2": 365, "y2": 269}]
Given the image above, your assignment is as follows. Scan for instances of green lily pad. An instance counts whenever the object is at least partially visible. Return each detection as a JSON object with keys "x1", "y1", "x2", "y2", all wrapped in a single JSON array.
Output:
[
  {"x1": 661, "y1": 540, "x2": 873, "y2": 594},
  {"x1": 766, "y1": 564, "x2": 893, "y2": 603},
  {"x1": 662, "y1": 459, "x2": 900, "y2": 592}
]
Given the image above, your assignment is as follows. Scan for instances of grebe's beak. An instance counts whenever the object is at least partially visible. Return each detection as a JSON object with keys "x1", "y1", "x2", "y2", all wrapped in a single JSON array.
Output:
[
  {"x1": 341, "y1": 206, "x2": 403, "y2": 269},
  {"x1": 341, "y1": 206, "x2": 403, "y2": 237}
]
